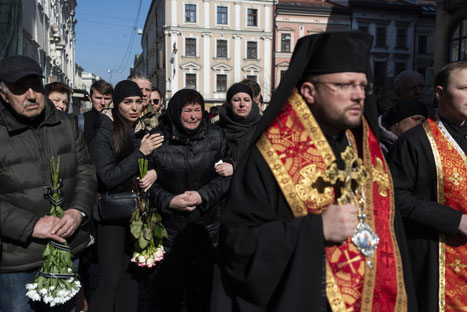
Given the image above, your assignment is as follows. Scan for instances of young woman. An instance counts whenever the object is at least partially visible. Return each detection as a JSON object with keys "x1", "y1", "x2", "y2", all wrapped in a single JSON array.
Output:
[{"x1": 88, "y1": 80, "x2": 163, "y2": 312}]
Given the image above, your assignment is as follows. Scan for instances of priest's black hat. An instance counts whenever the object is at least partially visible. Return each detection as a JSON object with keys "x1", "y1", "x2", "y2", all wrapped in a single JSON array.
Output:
[
  {"x1": 250, "y1": 31, "x2": 376, "y2": 145},
  {"x1": 303, "y1": 32, "x2": 372, "y2": 75}
]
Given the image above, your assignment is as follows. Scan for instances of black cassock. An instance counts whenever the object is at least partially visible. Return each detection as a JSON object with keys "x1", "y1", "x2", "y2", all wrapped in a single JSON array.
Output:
[
  {"x1": 212, "y1": 132, "x2": 418, "y2": 312},
  {"x1": 388, "y1": 117, "x2": 467, "y2": 312}
]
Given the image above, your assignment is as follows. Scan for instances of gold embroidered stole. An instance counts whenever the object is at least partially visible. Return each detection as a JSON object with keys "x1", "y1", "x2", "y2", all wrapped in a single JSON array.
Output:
[
  {"x1": 256, "y1": 89, "x2": 407, "y2": 311},
  {"x1": 423, "y1": 118, "x2": 467, "y2": 311}
]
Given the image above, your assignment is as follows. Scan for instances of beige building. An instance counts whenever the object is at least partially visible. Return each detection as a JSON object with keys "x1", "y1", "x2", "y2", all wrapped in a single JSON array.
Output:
[{"x1": 135, "y1": 0, "x2": 274, "y2": 107}]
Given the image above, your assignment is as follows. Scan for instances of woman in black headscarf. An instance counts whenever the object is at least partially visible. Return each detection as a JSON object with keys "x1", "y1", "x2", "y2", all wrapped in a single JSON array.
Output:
[
  {"x1": 217, "y1": 82, "x2": 261, "y2": 171},
  {"x1": 148, "y1": 89, "x2": 232, "y2": 312}
]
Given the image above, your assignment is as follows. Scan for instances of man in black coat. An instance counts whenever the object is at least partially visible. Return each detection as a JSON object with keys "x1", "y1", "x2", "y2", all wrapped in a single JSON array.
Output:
[
  {"x1": 76, "y1": 79, "x2": 113, "y2": 146},
  {"x1": 0, "y1": 55, "x2": 96, "y2": 311}
]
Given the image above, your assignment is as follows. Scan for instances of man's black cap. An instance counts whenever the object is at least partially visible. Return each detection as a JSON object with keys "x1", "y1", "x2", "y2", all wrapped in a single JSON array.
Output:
[{"x1": 0, "y1": 55, "x2": 44, "y2": 83}]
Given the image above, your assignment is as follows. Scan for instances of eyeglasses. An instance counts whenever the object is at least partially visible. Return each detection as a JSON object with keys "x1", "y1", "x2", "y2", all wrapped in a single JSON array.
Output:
[
  {"x1": 312, "y1": 81, "x2": 374, "y2": 95},
  {"x1": 152, "y1": 99, "x2": 160, "y2": 105}
]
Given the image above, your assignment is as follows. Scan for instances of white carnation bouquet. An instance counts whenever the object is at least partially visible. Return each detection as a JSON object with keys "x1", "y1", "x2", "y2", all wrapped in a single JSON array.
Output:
[{"x1": 25, "y1": 157, "x2": 81, "y2": 306}]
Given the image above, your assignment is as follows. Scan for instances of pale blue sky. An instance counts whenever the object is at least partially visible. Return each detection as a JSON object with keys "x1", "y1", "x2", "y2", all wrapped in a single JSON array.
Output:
[{"x1": 75, "y1": 0, "x2": 151, "y2": 85}]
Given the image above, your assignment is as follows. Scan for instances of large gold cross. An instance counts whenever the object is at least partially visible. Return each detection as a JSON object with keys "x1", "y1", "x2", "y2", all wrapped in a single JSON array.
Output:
[
  {"x1": 449, "y1": 256, "x2": 467, "y2": 274},
  {"x1": 324, "y1": 146, "x2": 369, "y2": 205}
]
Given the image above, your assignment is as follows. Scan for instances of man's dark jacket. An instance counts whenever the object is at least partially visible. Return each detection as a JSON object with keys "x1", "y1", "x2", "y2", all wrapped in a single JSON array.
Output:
[{"x1": 0, "y1": 100, "x2": 97, "y2": 273}]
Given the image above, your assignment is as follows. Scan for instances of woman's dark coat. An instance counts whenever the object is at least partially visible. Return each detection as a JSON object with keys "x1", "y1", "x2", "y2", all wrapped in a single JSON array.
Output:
[
  {"x1": 90, "y1": 112, "x2": 146, "y2": 195},
  {"x1": 149, "y1": 113, "x2": 232, "y2": 290}
]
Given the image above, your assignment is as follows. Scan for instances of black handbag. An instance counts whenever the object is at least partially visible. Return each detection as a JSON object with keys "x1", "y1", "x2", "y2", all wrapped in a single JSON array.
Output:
[{"x1": 98, "y1": 191, "x2": 138, "y2": 222}]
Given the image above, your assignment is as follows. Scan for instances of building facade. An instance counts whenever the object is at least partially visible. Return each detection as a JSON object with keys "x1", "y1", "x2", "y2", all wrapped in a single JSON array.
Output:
[
  {"x1": 0, "y1": 0, "x2": 78, "y2": 86},
  {"x1": 350, "y1": 0, "x2": 436, "y2": 93},
  {"x1": 273, "y1": 1, "x2": 351, "y2": 89},
  {"x1": 434, "y1": 0, "x2": 467, "y2": 73},
  {"x1": 136, "y1": 0, "x2": 274, "y2": 107}
]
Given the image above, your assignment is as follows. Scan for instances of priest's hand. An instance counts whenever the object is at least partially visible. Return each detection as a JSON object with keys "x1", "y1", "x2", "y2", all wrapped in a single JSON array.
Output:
[
  {"x1": 458, "y1": 214, "x2": 467, "y2": 237},
  {"x1": 322, "y1": 204, "x2": 358, "y2": 243}
]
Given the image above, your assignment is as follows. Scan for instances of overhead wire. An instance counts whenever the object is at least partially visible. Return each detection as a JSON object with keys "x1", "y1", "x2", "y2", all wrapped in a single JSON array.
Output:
[{"x1": 111, "y1": 0, "x2": 143, "y2": 75}]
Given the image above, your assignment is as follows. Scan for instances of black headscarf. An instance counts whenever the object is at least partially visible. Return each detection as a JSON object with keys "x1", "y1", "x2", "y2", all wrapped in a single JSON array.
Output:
[
  {"x1": 219, "y1": 87, "x2": 260, "y2": 139},
  {"x1": 226, "y1": 83, "x2": 254, "y2": 107},
  {"x1": 166, "y1": 88, "x2": 205, "y2": 136},
  {"x1": 250, "y1": 31, "x2": 377, "y2": 145}
]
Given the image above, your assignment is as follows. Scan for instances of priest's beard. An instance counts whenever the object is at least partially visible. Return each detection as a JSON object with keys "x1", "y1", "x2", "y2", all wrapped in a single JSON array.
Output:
[{"x1": 312, "y1": 106, "x2": 363, "y2": 134}]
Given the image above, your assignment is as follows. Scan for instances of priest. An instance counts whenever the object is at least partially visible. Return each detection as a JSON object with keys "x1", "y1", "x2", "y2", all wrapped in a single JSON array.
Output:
[
  {"x1": 211, "y1": 31, "x2": 417, "y2": 312},
  {"x1": 388, "y1": 61, "x2": 467, "y2": 311}
]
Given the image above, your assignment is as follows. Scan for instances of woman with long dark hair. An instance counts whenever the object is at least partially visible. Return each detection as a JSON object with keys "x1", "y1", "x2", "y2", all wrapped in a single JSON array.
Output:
[
  {"x1": 88, "y1": 80, "x2": 163, "y2": 312},
  {"x1": 149, "y1": 89, "x2": 232, "y2": 311}
]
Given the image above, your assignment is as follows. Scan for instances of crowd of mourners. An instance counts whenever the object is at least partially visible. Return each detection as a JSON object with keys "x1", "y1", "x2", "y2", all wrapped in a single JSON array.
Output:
[{"x1": 0, "y1": 37, "x2": 465, "y2": 312}]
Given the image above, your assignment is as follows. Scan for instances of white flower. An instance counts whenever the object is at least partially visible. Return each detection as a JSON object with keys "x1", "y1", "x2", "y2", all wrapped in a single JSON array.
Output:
[
  {"x1": 26, "y1": 282, "x2": 38, "y2": 290},
  {"x1": 26, "y1": 289, "x2": 41, "y2": 301},
  {"x1": 154, "y1": 246, "x2": 165, "y2": 262}
]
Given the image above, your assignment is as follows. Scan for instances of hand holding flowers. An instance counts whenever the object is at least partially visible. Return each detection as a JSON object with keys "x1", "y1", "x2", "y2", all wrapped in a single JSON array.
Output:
[
  {"x1": 25, "y1": 157, "x2": 81, "y2": 307},
  {"x1": 130, "y1": 159, "x2": 167, "y2": 268}
]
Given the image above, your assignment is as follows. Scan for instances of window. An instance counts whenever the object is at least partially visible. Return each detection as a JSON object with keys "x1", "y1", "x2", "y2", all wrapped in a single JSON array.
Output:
[
  {"x1": 247, "y1": 8, "x2": 257, "y2": 26},
  {"x1": 185, "y1": 4, "x2": 196, "y2": 23},
  {"x1": 247, "y1": 41, "x2": 257, "y2": 59},
  {"x1": 217, "y1": 40, "x2": 227, "y2": 58},
  {"x1": 246, "y1": 75, "x2": 257, "y2": 82},
  {"x1": 376, "y1": 26, "x2": 386, "y2": 47},
  {"x1": 216, "y1": 74, "x2": 227, "y2": 92},
  {"x1": 359, "y1": 25, "x2": 368, "y2": 33},
  {"x1": 374, "y1": 61, "x2": 387, "y2": 87},
  {"x1": 396, "y1": 28, "x2": 407, "y2": 48},
  {"x1": 394, "y1": 62, "x2": 406, "y2": 76},
  {"x1": 280, "y1": 70, "x2": 287, "y2": 80},
  {"x1": 217, "y1": 6, "x2": 227, "y2": 25},
  {"x1": 418, "y1": 35, "x2": 427, "y2": 54},
  {"x1": 449, "y1": 19, "x2": 467, "y2": 62},
  {"x1": 185, "y1": 38, "x2": 196, "y2": 57},
  {"x1": 186, "y1": 73, "x2": 196, "y2": 89},
  {"x1": 281, "y1": 34, "x2": 291, "y2": 52},
  {"x1": 417, "y1": 67, "x2": 426, "y2": 79}
]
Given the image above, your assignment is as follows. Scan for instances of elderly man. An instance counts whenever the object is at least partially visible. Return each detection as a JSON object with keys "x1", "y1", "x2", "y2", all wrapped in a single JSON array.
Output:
[
  {"x1": 389, "y1": 61, "x2": 467, "y2": 311},
  {"x1": 212, "y1": 31, "x2": 416, "y2": 312},
  {"x1": 0, "y1": 55, "x2": 96, "y2": 312},
  {"x1": 394, "y1": 70, "x2": 426, "y2": 103},
  {"x1": 128, "y1": 73, "x2": 158, "y2": 130}
]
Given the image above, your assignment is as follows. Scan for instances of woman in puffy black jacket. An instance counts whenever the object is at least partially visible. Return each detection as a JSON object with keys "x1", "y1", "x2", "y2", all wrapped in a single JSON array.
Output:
[
  {"x1": 149, "y1": 89, "x2": 232, "y2": 311},
  {"x1": 88, "y1": 80, "x2": 163, "y2": 312}
]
